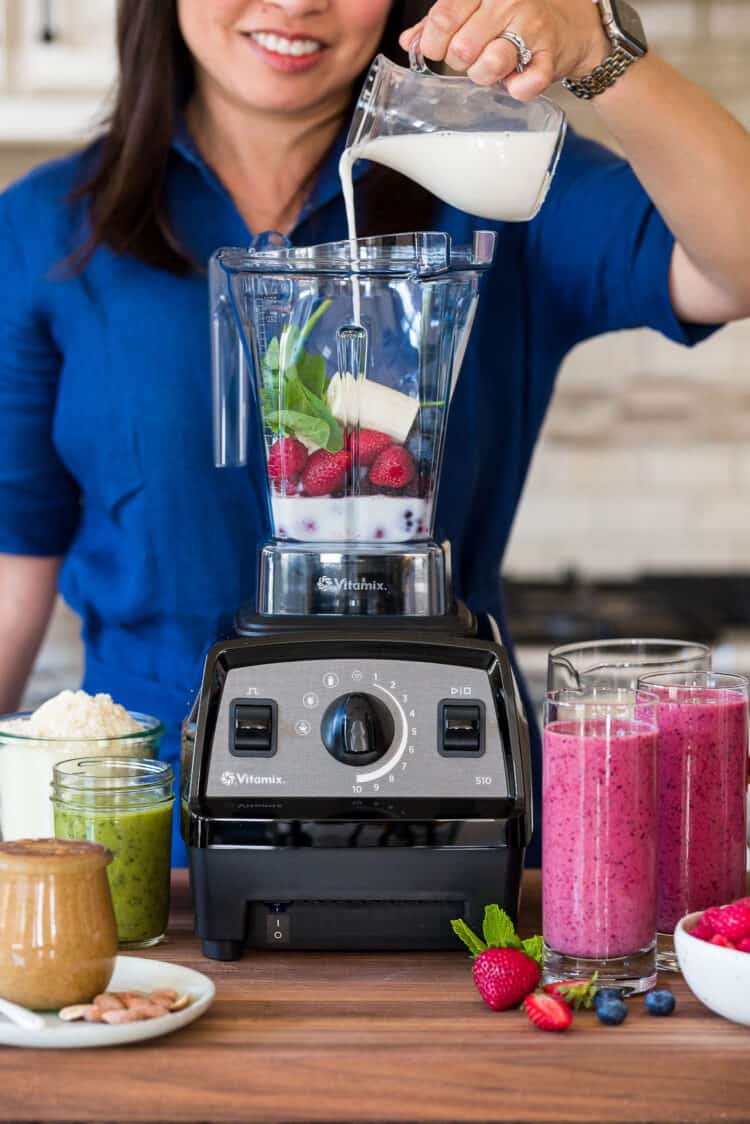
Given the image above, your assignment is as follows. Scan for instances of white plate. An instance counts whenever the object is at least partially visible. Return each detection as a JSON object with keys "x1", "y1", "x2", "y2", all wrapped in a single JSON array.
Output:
[{"x1": 0, "y1": 956, "x2": 215, "y2": 1049}]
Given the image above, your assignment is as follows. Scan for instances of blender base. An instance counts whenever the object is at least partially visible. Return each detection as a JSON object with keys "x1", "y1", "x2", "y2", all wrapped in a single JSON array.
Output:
[{"x1": 190, "y1": 840, "x2": 524, "y2": 957}]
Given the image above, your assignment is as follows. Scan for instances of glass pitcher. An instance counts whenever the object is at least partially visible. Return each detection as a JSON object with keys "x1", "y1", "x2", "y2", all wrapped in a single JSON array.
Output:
[
  {"x1": 341, "y1": 30, "x2": 567, "y2": 223},
  {"x1": 211, "y1": 229, "x2": 495, "y2": 545}
]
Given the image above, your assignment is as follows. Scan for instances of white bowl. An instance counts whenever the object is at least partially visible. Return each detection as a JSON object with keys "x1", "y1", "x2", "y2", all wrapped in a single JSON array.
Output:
[{"x1": 675, "y1": 911, "x2": 750, "y2": 1026}]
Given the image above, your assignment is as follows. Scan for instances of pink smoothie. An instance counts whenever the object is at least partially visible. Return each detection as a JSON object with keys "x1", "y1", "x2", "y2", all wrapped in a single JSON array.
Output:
[
  {"x1": 543, "y1": 719, "x2": 657, "y2": 959},
  {"x1": 655, "y1": 689, "x2": 748, "y2": 933}
]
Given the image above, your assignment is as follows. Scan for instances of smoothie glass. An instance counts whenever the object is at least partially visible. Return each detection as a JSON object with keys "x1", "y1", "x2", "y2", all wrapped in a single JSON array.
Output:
[
  {"x1": 52, "y1": 758, "x2": 174, "y2": 949},
  {"x1": 543, "y1": 688, "x2": 659, "y2": 994},
  {"x1": 638, "y1": 671, "x2": 749, "y2": 971},
  {"x1": 548, "y1": 639, "x2": 711, "y2": 693}
]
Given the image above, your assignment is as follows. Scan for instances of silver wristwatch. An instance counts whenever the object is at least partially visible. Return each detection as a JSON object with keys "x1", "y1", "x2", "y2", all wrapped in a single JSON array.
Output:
[{"x1": 562, "y1": 0, "x2": 648, "y2": 100}]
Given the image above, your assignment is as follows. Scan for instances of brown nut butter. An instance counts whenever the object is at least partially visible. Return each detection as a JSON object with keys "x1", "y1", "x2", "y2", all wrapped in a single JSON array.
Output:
[{"x1": 0, "y1": 839, "x2": 118, "y2": 1010}]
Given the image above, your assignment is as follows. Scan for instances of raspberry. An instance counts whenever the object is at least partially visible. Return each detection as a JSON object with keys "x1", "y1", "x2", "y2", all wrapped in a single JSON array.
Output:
[{"x1": 711, "y1": 902, "x2": 750, "y2": 942}]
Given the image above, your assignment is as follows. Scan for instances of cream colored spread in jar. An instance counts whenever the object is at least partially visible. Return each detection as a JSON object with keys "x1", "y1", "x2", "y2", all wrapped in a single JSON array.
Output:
[{"x1": 0, "y1": 839, "x2": 118, "y2": 1010}]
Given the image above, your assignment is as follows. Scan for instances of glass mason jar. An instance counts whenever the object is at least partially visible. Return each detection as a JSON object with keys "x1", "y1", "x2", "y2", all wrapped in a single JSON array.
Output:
[
  {"x1": 0, "y1": 711, "x2": 164, "y2": 842},
  {"x1": 0, "y1": 839, "x2": 117, "y2": 1009},
  {"x1": 52, "y1": 758, "x2": 174, "y2": 949}
]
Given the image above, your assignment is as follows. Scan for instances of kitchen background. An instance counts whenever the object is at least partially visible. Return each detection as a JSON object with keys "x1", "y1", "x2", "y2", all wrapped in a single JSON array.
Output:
[{"x1": 0, "y1": 0, "x2": 748, "y2": 708}]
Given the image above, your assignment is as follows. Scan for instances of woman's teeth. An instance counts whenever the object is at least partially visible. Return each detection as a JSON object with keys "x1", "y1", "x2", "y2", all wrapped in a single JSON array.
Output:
[{"x1": 250, "y1": 32, "x2": 322, "y2": 57}]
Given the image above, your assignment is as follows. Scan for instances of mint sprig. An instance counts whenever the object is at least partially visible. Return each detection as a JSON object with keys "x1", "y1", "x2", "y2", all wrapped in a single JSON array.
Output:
[{"x1": 451, "y1": 905, "x2": 543, "y2": 966}]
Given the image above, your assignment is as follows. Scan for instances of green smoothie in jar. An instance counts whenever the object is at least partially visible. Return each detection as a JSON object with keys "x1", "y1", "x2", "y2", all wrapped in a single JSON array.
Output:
[{"x1": 52, "y1": 758, "x2": 174, "y2": 948}]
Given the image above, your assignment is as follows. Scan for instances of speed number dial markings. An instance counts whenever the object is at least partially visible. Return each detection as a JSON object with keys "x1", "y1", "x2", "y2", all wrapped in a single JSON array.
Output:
[{"x1": 355, "y1": 678, "x2": 412, "y2": 785}]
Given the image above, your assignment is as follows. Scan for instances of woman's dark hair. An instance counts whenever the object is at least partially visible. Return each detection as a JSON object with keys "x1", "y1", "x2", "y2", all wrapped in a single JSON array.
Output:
[{"x1": 71, "y1": 0, "x2": 430, "y2": 275}]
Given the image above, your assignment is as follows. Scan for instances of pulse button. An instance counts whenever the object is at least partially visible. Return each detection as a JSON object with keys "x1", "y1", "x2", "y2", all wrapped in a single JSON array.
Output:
[
  {"x1": 438, "y1": 701, "x2": 485, "y2": 757},
  {"x1": 230, "y1": 699, "x2": 277, "y2": 757}
]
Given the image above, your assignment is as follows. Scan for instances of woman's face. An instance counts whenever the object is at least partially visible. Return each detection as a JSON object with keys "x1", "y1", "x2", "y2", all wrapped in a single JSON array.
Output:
[{"x1": 178, "y1": 0, "x2": 392, "y2": 116}]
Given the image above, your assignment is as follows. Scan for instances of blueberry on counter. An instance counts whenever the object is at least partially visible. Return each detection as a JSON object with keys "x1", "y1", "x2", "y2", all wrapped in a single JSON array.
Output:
[
  {"x1": 594, "y1": 995, "x2": 628, "y2": 1026},
  {"x1": 595, "y1": 987, "x2": 625, "y2": 1002},
  {"x1": 645, "y1": 989, "x2": 676, "y2": 1016}
]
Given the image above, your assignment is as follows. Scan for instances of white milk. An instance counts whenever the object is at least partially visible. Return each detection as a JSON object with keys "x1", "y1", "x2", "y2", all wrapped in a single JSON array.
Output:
[{"x1": 339, "y1": 128, "x2": 558, "y2": 228}]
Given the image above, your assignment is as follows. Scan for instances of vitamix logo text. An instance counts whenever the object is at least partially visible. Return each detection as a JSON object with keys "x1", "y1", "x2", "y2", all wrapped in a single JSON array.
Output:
[
  {"x1": 316, "y1": 575, "x2": 388, "y2": 593},
  {"x1": 220, "y1": 771, "x2": 285, "y2": 787}
]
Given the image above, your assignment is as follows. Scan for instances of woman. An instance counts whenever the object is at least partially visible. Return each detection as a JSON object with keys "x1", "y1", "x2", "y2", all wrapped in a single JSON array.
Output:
[{"x1": 1, "y1": 0, "x2": 748, "y2": 865}]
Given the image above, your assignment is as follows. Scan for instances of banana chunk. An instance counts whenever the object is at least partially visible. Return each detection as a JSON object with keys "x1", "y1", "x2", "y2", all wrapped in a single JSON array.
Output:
[{"x1": 326, "y1": 373, "x2": 418, "y2": 444}]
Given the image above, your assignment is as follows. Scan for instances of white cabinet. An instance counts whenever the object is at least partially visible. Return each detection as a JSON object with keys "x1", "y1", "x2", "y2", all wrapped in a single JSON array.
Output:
[{"x1": 0, "y1": 0, "x2": 117, "y2": 143}]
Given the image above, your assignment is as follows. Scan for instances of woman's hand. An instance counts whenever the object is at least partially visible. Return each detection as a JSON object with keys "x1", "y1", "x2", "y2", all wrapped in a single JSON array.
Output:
[{"x1": 399, "y1": 0, "x2": 610, "y2": 100}]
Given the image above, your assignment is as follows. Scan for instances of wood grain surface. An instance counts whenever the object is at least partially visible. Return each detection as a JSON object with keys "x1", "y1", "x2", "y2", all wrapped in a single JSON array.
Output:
[{"x1": 1, "y1": 870, "x2": 749, "y2": 1124}]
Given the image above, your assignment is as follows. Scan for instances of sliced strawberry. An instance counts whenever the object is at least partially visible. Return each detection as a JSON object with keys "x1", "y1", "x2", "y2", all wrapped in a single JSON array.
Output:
[
  {"x1": 301, "y1": 449, "x2": 351, "y2": 497},
  {"x1": 267, "y1": 437, "x2": 308, "y2": 485},
  {"x1": 524, "y1": 992, "x2": 572, "y2": 1032},
  {"x1": 712, "y1": 903, "x2": 750, "y2": 942},
  {"x1": 369, "y1": 445, "x2": 416, "y2": 490},
  {"x1": 710, "y1": 933, "x2": 737, "y2": 949},
  {"x1": 347, "y1": 428, "x2": 393, "y2": 467},
  {"x1": 472, "y1": 948, "x2": 540, "y2": 1012}
]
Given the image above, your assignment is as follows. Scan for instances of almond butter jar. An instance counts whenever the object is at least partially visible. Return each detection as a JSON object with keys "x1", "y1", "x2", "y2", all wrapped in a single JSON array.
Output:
[{"x1": 0, "y1": 839, "x2": 118, "y2": 1010}]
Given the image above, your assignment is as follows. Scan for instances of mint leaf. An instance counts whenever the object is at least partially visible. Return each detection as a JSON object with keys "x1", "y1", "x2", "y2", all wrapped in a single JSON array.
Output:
[
  {"x1": 482, "y1": 905, "x2": 522, "y2": 950},
  {"x1": 521, "y1": 935, "x2": 544, "y2": 966},
  {"x1": 263, "y1": 336, "x2": 280, "y2": 371},
  {"x1": 266, "y1": 410, "x2": 328, "y2": 449},
  {"x1": 451, "y1": 918, "x2": 486, "y2": 958},
  {"x1": 298, "y1": 352, "x2": 326, "y2": 399}
]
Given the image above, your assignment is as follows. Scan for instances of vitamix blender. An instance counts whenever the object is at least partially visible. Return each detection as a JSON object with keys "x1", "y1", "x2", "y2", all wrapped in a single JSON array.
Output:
[{"x1": 182, "y1": 231, "x2": 532, "y2": 960}]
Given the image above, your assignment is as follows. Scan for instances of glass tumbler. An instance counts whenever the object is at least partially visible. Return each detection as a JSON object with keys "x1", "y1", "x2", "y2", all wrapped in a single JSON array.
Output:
[
  {"x1": 548, "y1": 639, "x2": 711, "y2": 694},
  {"x1": 52, "y1": 758, "x2": 174, "y2": 949},
  {"x1": 543, "y1": 689, "x2": 659, "y2": 994},
  {"x1": 638, "y1": 671, "x2": 749, "y2": 971}
]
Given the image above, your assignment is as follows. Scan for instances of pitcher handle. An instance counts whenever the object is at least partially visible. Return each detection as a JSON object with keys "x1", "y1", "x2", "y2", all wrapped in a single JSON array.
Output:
[{"x1": 408, "y1": 28, "x2": 438, "y2": 76}]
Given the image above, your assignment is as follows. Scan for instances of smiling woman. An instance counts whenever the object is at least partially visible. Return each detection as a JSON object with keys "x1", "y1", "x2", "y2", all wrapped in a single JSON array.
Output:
[{"x1": 70, "y1": 0, "x2": 427, "y2": 272}]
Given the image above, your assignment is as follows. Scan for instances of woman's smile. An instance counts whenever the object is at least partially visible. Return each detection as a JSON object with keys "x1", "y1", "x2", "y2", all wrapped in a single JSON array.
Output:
[{"x1": 242, "y1": 28, "x2": 327, "y2": 73}]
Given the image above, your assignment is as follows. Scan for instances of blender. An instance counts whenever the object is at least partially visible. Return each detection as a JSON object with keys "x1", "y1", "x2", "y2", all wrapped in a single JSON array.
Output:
[{"x1": 182, "y1": 230, "x2": 532, "y2": 959}]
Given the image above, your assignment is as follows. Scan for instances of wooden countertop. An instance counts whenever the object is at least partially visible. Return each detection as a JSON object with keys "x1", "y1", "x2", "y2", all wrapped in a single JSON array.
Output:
[{"x1": 1, "y1": 870, "x2": 749, "y2": 1124}]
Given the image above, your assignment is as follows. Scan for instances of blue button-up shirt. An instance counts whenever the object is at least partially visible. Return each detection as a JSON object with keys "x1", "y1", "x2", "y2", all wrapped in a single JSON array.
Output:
[{"x1": 0, "y1": 123, "x2": 716, "y2": 864}]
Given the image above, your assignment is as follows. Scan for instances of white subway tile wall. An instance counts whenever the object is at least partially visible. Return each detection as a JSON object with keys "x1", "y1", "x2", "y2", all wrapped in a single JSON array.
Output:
[{"x1": 504, "y1": 0, "x2": 750, "y2": 579}]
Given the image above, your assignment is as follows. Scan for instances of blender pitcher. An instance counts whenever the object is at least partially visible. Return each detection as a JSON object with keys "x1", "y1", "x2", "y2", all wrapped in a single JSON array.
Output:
[
  {"x1": 211, "y1": 229, "x2": 495, "y2": 551},
  {"x1": 340, "y1": 30, "x2": 566, "y2": 223}
]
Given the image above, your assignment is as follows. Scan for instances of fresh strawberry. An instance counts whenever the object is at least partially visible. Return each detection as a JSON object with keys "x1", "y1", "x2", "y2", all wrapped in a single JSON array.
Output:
[
  {"x1": 524, "y1": 993, "x2": 573, "y2": 1032},
  {"x1": 710, "y1": 933, "x2": 737, "y2": 949},
  {"x1": 451, "y1": 905, "x2": 543, "y2": 1012},
  {"x1": 347, "y1": 428, "x2": 393, "y2": 467},
  {"x1": 712, "y1": 902, "x2": 750, "y2": 942},
  {"x1": 369, "y1": 445, "x2": 416, "y2": 490},
  {"x1": 471, "y1": 948, "x2": 541, "y2": 1012},
  {"x1": 301, "y1": 449, "x2": 351, "y2": 497},
  {"x1": 736, "y1": 937, "x2": 750, "y2": 953},
  {"x1": 543, "y1": 974, "x2": 598, "y2": 1010},
  {"x1": 690, "y1": 916, "x2": 715, "y2": 942},
  {"x1": 267, "y1": 437, "x2": 308, "y2": 485}
]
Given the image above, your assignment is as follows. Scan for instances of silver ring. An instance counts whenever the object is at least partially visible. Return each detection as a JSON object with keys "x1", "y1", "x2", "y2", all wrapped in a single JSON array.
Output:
[{"x1": 499, "y1": 30, "x2": 533, "y2": 73}]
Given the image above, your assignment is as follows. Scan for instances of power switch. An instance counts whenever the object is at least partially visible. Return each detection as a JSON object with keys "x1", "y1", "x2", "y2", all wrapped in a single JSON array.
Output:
[
  {"x1": 230, "y1": 699, "x2": 277, "y2": 757},
  {"x1": 438, "y1": 700, "x2": 485, "y2": 757}
]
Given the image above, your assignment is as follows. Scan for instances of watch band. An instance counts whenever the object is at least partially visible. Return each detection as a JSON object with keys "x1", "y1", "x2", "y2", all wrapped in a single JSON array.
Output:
[{"x1": 561, "y1": 44, "x2": 636, "y2": 100}]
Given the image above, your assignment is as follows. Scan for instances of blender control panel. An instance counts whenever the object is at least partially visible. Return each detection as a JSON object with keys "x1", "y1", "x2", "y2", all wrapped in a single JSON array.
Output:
[{"x1": 205, "y1": 659, "x2": 509, "y2": 800}]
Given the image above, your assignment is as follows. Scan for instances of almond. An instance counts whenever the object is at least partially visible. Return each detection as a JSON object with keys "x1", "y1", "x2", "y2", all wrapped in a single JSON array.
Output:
[
  {"x1": 93, "y1": 993, "x2": 125, "y2": 1011},
  {"x1": 100, "y1": 1007, "x2": 151, "y2": 1025},
  {"x1": 149, "y1": 988, "x2": 179, "y2": 1003},
  {"x1": 58, "y1": 1005, "x2": 90, "y2": 1022},
  {"x1": 169, "y1": 994, "x2": 191, "y2": 1012}
]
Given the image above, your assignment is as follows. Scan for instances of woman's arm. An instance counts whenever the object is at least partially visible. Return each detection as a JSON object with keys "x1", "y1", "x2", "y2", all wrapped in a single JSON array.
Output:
[
  {"x1": 400, "y1": 1, "x2": 750, "y2": 324},
  {"x1": 0, "y1": 555, "x2": 60, "y2": 712}
]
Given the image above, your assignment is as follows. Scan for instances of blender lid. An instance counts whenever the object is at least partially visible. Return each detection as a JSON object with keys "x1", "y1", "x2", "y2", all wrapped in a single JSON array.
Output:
[{"x1": 214, "y1": 229, "x2": 496, "y2": 278}]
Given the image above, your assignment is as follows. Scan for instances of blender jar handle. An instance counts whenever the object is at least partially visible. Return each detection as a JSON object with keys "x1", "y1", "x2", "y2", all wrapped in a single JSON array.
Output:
[{"x1": 210, "y1": 256, "x2": 249, "y2": 468}]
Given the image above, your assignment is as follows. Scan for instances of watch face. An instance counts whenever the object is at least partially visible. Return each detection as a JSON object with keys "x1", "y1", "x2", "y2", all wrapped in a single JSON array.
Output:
[{"x1": 608, "y1": 0, "x2": 648, "y2": 55}]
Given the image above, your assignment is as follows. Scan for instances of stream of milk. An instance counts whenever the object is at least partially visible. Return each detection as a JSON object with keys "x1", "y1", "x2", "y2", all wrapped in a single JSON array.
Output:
[{"x1": 338, "y1": 128, "x2": 558, "y2": 323}]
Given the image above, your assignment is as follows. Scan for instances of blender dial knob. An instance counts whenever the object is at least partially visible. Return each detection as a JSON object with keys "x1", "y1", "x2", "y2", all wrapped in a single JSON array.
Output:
[{"x1": 320, "y1": 692, "x2": 395, "y2": 766}]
